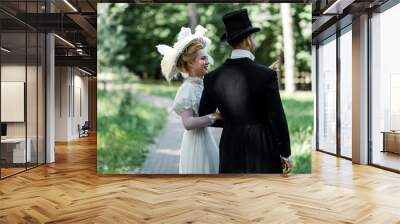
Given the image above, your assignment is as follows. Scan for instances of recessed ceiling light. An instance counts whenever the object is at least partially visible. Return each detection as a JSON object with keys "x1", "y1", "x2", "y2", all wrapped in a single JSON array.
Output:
[
  {"x1": 78, "y1": 67, "x2": 93, "y2": 76},
  {"x1": 1, "y1": 47, "x2": 11, "y2": 53},
  {"x1": 54, "y1": 34, "x2": 75, "y2": 48},
  {"x1": 63, "y1": 0, "x2": 78, "y2": 12}
]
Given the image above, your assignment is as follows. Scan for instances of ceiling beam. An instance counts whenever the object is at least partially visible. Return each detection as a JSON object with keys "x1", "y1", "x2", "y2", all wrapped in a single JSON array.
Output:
[
  {"x1": 55, "y1": 56, "x2": 96, "y2": 71},
  {"x1": 66, "y1": 13, "x2": 97, "y2": 47}
]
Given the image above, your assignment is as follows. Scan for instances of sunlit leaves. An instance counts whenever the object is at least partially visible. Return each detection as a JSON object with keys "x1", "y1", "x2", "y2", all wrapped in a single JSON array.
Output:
[{"x1": 98, "y1": 3, "x2": 311, "y2": 81}]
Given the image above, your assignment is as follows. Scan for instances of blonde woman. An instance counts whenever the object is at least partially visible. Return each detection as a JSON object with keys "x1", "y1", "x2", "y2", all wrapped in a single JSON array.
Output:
[{"x1": 157, "y1": 25, "x2": 220, "y2": 174}]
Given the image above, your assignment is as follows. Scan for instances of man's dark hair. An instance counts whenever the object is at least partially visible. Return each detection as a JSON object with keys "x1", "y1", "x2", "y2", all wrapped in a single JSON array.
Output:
[{"x1": 228, "y1": 35, "x2": 248, "y2": 48}]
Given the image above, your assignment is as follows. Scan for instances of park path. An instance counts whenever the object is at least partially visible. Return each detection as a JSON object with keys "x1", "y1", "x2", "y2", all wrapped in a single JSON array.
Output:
[{"x1": 130, "y1": 92, "x2": 222, "y2": 174}]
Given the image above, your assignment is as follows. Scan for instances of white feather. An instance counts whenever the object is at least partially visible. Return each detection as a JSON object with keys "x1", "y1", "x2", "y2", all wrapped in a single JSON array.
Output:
[
  {"x1": 194, "y1": 25, "x2": 207, "y2": 36},
  {"x1": 156, "y1": 44, "x2": 173, "y2": 56},
  {"x1": 177, "y1": 27, "x2": 192, "y2": 41},
  {"x1": 157, "y1": 24, "x2": 214, "y2": 82}
]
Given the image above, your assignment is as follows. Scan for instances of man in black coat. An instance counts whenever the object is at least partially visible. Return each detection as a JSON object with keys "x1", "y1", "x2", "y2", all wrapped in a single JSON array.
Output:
[{"x1": 199, "y1": 9, "x2": 292, "y2": 173}]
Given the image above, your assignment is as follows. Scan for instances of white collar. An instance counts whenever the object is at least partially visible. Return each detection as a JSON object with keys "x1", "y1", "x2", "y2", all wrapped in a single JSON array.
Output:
[
  {"x1": 230, "y1": 49, "x2": 255, "y2": 61},
  {"x1": 181, "y1": 72, "x2": 190, "y2": 79}
]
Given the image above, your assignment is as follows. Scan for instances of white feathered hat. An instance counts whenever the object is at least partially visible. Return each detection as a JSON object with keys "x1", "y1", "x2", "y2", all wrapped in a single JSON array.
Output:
[{"x1": 156, "y1": 25, "x2": 214, "y2": 81}]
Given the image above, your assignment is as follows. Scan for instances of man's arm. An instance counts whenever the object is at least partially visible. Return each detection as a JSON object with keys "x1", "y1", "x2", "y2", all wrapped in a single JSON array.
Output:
[
  {"x1": 199, "y1": 76, "x2": 224, "y2": 128},
  {"x1": 267, "y1": 71, "x2": 291, "y2": 158}
]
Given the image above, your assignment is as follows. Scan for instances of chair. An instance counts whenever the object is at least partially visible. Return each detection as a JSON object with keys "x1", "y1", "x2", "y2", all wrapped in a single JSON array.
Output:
[{"x1": 79, "y1": 121, "x2": 90, "y2": 138}]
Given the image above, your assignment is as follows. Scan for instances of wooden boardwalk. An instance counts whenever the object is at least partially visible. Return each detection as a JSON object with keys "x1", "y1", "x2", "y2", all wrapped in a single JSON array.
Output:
[{"x1": 1, "y1": 135, "x2": 400, "y2": 223}]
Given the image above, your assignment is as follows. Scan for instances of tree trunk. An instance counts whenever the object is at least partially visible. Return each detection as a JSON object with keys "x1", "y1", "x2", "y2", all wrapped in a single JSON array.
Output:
[
  {"x1": 275, "y1": 34, "x2": 283, "y2": 89},
  {"x1": 188, "y1": 3, "x2": 198, "y2": 32},
  {"x1": 280, "y1": 3, "x2": 295, "y2": 95}
]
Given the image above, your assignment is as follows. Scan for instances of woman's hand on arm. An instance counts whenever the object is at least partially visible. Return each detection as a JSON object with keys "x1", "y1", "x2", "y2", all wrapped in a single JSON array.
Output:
[{"x1": 180, "y1": 109, "x2": 218, "y2": 130}]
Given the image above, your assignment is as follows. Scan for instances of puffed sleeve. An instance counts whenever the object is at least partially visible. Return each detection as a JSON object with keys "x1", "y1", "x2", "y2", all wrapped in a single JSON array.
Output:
[{"x1": 172, "y1": 83, "x2": 195, "y2": 115}]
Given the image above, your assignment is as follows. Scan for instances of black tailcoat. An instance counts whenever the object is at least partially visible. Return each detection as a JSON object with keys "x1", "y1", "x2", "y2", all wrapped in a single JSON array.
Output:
[{"x1": 199, "y1": 57, "x2": 291, "y2": 173}]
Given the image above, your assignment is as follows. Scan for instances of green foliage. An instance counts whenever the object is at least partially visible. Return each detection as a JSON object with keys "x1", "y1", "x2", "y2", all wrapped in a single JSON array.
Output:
[
  {"x1": 292, "y1": 4, "x2": 312, "y2": 74},
  {"x1": 97, "y1": 90, "x2": 167, "y2": 173},
  {"x1": 282, "y1": 93, "x2": 313, "y2": 173},
  {"x1": 98, "y1": 4, "x2": 129, "y2": 76},
  {"x1": 291, "y1": 149, "x2": 312, "y2": 173},
  {"x1": 98, "y1": 3, "x2": 311, "y2": 81},
  {"x1": 98, "y1": 3, "x2": 189, "y2": 79},
  {"x1": 131, "y1": 80, "x2": 180, "y2": 99}
]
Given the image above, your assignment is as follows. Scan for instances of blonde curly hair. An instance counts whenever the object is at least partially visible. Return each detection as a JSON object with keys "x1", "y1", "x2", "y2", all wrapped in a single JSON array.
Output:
[{"x1": 176, "y1": 40, "x2": 205, "y2": 73}]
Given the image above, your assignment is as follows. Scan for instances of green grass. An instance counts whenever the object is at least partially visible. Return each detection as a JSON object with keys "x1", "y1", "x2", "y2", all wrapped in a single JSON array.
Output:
[
  {"x1": 97, "y1": 90, "x2": 167, "y2": 173},
  {"x1": 281, "y1": 92, "x2": 313, "y2": 173},
  {"x1": 131, "y1": 80, "x2": 180, "y2": 99}
]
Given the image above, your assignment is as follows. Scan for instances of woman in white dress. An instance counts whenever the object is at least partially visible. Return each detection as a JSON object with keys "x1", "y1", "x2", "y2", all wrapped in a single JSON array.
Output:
[{"x1": 156, "y1": 25, "x2": 221, "y2": 174}]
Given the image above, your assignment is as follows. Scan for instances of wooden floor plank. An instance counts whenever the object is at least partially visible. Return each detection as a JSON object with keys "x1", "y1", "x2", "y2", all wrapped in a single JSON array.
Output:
[{"x1": 0, "y1": 134, "x2": 400, "y2": 223}]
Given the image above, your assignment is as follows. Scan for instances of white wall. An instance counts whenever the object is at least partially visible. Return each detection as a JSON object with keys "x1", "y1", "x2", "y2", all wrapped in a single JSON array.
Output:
[
  {"x1": 1, "y1": 65, "x2": 28, "y2": 138},
  {"x1": 1, "y1": 62, "x2": 46, "y2": 164},
  {"x1": 1, "y1": 65, "x2": 26, "y2": 128},
  {"x1": 1, "y1": 65, "x2": 26, "y2": 81},
  {"x1": 55, "y1": 66, "x2": 69, "y2": 141},
  {"x1": 312, "y1": 45, "x2": 317, "y2": 150},
  {"x1": 55, "y1": 67, "x2": 89, "y2": 141}
]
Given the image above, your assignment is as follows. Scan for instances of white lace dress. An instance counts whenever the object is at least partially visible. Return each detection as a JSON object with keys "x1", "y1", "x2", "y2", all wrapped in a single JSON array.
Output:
[{"x1": 172, "y1": 77, "x2": 219, "y2": 174}]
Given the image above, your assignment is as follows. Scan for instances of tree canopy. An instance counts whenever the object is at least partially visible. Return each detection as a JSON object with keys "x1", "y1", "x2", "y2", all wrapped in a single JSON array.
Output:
[{"x1": 98, "y1": 3, "x2": 311, "y2": 83}]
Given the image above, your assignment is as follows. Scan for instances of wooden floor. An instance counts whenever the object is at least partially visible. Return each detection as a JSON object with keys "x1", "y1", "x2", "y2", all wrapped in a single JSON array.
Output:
[
  {"x1": 1, "y1": 135, "x2": 400, "y2": 223},
  {"x1": 373, "y1": 150, "x2": 400, "y2": 171},
  {"x1": 1, "y1": 163, "x2": 45, "y2": 178},
  {"x1": 1, "y1": 167, "x2": 26, "y2": 178}
]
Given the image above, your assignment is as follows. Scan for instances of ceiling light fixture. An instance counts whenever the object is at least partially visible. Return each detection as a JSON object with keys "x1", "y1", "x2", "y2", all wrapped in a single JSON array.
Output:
[
  {"x1": 63, "y1": 0, "x2": 78, "y2": 12},
  {"x1": 54, "y1": 34, "x2": 75, "y2": 48},
  {"x1": 1, "y1": 47, "x2": 11, "y2": 53},
  {"x1": 78, "y1": 67, "x2": 93, "y2": 76},
  {"x1": 322, "y1": 0, "x2": 354, "y2": 15}
]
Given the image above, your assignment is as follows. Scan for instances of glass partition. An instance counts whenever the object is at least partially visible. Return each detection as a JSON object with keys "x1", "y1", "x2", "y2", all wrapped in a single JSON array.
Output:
[
  {"x1": 317, "y1": 35, "x2": 337, "y2": 154},
  {"x1": 371, "y1": 3, "x2": 400, "y2": 171},
  {"x1": 339, "y1": 26, "x2": 352, "y2": 158},
  {"x1": 0, "y1": 1, "x2": 46, "y2": 179},
  {"x1": 1, "y1": 30, "x2": 28, "y2": 177}
]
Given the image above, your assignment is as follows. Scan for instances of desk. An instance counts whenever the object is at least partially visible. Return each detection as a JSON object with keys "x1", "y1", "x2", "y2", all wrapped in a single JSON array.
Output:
[
  {"x1": 1, "y1": 138, "x2": 31, "y2": 163},
  {"x1": 381, "y1": 131, "x2": 400, "y2": 154}
]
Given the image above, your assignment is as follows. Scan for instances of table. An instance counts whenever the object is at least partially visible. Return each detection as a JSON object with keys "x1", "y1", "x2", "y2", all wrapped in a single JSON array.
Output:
[
  {"x1": 1, "y1": 138, "x2": 31, "y2": 163},
  {"x1": 381, "y1": 131, "x2": 400, "y2": 154}
]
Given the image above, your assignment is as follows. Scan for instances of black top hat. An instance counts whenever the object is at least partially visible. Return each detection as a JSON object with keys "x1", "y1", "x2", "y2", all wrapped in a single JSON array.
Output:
[{"x1": 220, "y1": 9, "x2": 260, "y2": 43}]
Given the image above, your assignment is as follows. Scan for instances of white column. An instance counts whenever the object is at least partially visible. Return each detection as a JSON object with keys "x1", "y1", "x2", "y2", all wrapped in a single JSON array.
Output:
[
  {"x1": 352, "y1": 14, "x2": 369, "y2": 164},
  {"x1": 46, "y1": 33, "x2": 55, "y2": 163},
  {"x1": 45, "y1": 0, "x2": 55, "y2": 163},
  {"x1": 312, "y1": 45, "x2": 317, "y2": 150}
]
